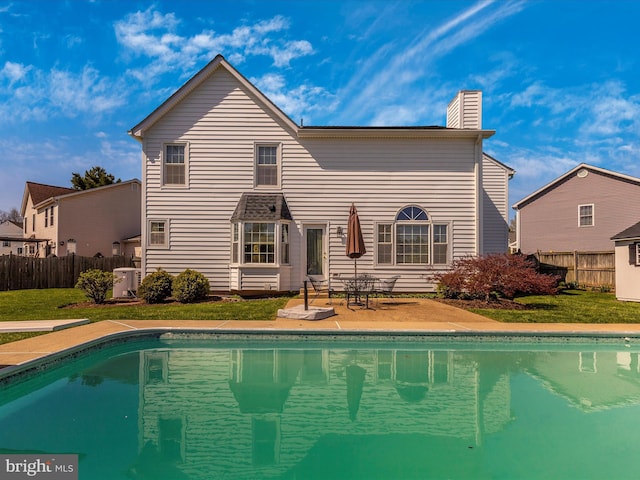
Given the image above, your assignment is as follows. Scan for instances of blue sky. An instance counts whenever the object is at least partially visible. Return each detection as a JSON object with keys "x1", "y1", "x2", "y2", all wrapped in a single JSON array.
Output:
[{"x1": 2, "y1": 0, "x2": 640, "y2": 217}]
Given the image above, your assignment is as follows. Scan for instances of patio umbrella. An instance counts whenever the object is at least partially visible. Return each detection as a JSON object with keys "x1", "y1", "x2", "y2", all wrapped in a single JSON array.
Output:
[{"x1": 346, "y1": 203, "x2": 366, "y2": 277}]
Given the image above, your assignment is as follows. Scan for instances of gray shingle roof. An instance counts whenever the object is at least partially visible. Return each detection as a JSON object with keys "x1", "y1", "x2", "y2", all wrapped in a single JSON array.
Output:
[
  {"x1": 230, "y1": 193, "x2": 293, "y2": 222},
  {"x1": 611, "y1": 220, "x2": 640, "y2": 240}
]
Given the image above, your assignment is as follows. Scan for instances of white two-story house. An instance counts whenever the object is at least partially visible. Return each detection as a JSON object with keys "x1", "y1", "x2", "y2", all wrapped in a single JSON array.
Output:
[{"x1": 129, "y1": 55, "x2": 513, "y2": 293}]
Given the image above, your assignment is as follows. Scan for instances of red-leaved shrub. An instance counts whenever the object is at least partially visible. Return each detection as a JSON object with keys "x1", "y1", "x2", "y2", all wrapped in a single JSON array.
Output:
[{"x1": 433, "y1": 253, "x2": 558, "y2": 301}]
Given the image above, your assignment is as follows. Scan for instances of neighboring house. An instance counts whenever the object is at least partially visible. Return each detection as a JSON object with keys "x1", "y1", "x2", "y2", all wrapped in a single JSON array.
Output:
[
  {"x1": 611, "y1": 220, "x2": 640, "y2": 302},
  {"x1": 0, "y1": 220, "x2": 24, "y2": 255},
  {"x1": 129, "y1": 55, "x2": 513, "y2": 293},
  {"x1": 513, "y1": 163, "x2": 640, "y2": 254},
  {"x1": 20, "y1": 180, "x2": 142, "y2": 257}
]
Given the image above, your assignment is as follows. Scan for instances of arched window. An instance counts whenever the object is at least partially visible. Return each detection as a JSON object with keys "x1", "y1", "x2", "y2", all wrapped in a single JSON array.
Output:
[{"x1": 376, "y1": 206, "x2": 449, "y2": 266}]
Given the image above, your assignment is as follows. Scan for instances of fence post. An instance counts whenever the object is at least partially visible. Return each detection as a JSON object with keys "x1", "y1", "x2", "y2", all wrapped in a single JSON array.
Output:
[{"x1": 573, "y1": 251, "x2": 578, "y2": 286}]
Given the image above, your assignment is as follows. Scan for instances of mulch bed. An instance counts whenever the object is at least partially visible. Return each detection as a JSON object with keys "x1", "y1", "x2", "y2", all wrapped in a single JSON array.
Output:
[
  {"x1": 433, "y1": 298, "x2": 533, "y2": 310},
  {"x1": 61, "y1": 295, "x2": 237, "y2": 309}
]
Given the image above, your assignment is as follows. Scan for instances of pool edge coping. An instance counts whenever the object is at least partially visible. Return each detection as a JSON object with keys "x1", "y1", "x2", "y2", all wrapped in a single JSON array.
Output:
[{"x1": 2, "y1": 326, "x2": 640, "y2": 385}]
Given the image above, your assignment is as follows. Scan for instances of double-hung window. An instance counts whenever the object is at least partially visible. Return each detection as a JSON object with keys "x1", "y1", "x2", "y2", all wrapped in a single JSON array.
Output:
[
  {"x1": 376, "y1": 206, "x2": 450, "y2": 266},
  {"x1": 148, "y1": 220, "x2": 168, "y2": 248},
  {"x1": 255, "y1": 145, "x2": 280, "y2": 187},
  {"x1": 635, "y1": 243, "x2": 640, "y2": 266},
  {"x1": 163, "y1": 144, "x2": 187, "y2": 186},
  {"x1": 578, "y1": 204, "x2": 594, "y2": 227},
  {"x1": 44, "y1": 206, "x2": 54, "y2": 228}
]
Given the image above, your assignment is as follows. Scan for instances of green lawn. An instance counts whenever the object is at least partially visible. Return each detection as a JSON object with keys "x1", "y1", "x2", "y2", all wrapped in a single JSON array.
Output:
[
  {"x1": 0, "y1": 288, "x2": 292, "y2": 345},
  {"x1": 2, "y1": 288, "x2": 640, "y2": 346},
  {"x1": 468, "y1": 289, "x2": 640, "y2": 323}
]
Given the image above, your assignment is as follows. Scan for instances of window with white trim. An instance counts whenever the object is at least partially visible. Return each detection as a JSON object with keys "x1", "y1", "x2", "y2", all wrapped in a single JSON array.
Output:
[
  {"x1": 255, "y1": 145, "x2": 279, "y2": 187},
  {"x1": 148, "y1": 220, "x2": 168, "y2": 248},
  {"x1": 376, "y1": 206, "x2": 450, "y2": 266},
  {"x1": 232, "y1": 223, "x2": 239, "y2": 264},
  {"x1": 578, "y1": 204, "x2": 594, "y2": 227},
  {"x1": 230, "y1": 222, "x2": 290, "y2": 265},
  {"x1": 244, "y1": 223, "x2": 275, "y2": 264},
  {"x1": 281, "y1": 223, "x2": 290, "y2": 264},
  {"x1": 163, "y1": 144, "x2": 187, "y2": 186},
  {"x1": 636, "y1": 243, "x2": 640, "y2": 266}
]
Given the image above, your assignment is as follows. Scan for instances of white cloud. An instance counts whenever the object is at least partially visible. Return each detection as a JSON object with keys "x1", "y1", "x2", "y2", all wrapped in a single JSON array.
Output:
[
  {"x1": 48, "y1": 66, "x2": 126, "y2": 116},
  {"x1": 252, "y1": 73, "x2": 336, "y2": 125},
  {"x1": 1, "y1": 61, "x2": 30, "y2": 84},
  {"x1": 335, "y1": 0, "x2": 527, "y2": 124},
  {"x1": 0, "y1": 62, "x2": 125, "y2": 124},
  {"x1": 114, "y1": 8, "x2": 314, "y2": 84}
]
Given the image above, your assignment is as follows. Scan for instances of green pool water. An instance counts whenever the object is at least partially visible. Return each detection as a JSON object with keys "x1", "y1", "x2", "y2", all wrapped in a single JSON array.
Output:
[{"x1": 1, "y1": 336, "x2": 640, "y2": 479}]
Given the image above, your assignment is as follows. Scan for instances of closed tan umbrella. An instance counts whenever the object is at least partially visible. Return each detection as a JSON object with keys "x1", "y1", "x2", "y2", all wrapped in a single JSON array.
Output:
[{"x1": 346, "y1": 203, "x2": 366, "y2": 278}]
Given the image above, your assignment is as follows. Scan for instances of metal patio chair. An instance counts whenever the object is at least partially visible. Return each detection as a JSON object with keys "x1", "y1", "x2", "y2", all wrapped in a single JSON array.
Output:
[
  {"x1": 373, "y1": 275, "x2": 400, "y2": 305},
  {"x1": 306, "y1": 277, "x2": 334, "y2": 305}
]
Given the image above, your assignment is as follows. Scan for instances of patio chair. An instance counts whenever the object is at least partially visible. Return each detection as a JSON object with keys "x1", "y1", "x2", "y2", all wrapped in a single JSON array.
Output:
[
  {"x1": 306, "y1": 277, "x2": 334, "y2": 305},
  {"x1": 374, "y1": 275, "x2": 400, "y2": 305}
]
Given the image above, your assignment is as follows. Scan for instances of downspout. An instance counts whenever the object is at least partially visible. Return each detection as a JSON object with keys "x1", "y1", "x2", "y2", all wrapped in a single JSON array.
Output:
[{"x1": 475, "y1": 134, "x2": 483, "y2": 256}]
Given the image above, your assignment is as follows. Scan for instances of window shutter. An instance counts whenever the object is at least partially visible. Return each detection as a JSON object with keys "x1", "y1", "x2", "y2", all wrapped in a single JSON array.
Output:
[{"x1": 630, "y1": 244, "x2": 637, "y2": 265}]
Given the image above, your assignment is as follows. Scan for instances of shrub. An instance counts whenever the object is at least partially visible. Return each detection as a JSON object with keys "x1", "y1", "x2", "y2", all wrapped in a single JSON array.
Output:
[
  {"x1": 172, "y1": 269, "x2": 210, "y2": 303},
  {"x1": 76, "y1": 269, "x2": 116, "y2": 304},
  {"x1": 433, "y1": 253, "x2": 559, "y2": 301},
  {"x1": 138, "y1": 269, "x2": 174, "y2": 304}
]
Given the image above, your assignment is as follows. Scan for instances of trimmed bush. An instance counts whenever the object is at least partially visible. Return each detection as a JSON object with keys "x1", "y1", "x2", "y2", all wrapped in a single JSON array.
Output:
[
  {"x1": 172, "y1": 269, "x2": 210, "y2": 303},
  {"x1": 434, "y1": 253, "x2": 559, "y2": 301},
  {"x1": 76, "y1": 269, "x2": 116, "y2": 304},
  {"x1": 138, "y1": 269, "x2": 174, "y2": 304}
]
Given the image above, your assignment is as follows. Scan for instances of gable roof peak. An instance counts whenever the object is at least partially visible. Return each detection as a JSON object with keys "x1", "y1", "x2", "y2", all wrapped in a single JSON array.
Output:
[{"x1": 129, "y1": 54, "x2": 299, "y2": 139}]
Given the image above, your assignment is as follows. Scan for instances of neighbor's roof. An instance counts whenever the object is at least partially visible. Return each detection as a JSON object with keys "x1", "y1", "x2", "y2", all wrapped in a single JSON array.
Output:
[
  {"x1": 611, "y1": 220, "x2": 640, "y2": 241},
  {"x1": 25, "y1": 182, "x2": 75, "y2": 205},
  {"x1": 230, "y1": 193, "x2": 293, "y2": 222},
  {"x1": 21, "y1": 179, "x2": 141, "y2": 215},
  {"x1": 512, "y1": 163, "x2": 640, "y2": 210}
]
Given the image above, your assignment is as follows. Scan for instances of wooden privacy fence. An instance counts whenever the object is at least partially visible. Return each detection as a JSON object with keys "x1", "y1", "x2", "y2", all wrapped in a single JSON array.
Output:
[
  {"x1": 534, "y1": 251, "x2": 615, "y2": 288},
  {"x1": 0, "y1": 254, "x2": 134, "y2": 291}
]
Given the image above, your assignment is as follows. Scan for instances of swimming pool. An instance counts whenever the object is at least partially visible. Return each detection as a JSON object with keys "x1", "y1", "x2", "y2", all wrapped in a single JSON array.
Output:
[{"x1": 1, "y1": 333, "x2": 640, "y2": 479}]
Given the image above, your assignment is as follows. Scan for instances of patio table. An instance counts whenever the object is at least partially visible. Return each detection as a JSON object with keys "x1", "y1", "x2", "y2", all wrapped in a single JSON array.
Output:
[{"x1": 337, "y1": 274, "x2": 378, "y2": 309}]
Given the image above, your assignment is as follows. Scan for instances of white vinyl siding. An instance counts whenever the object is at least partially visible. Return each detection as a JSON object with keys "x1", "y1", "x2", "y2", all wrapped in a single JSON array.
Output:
[
  {"x1": 140, "y1": 67, "x2": 487, "y2": 291},
  {"x1": 481, "y1": 154, "x2": 511, "y2": 254}
]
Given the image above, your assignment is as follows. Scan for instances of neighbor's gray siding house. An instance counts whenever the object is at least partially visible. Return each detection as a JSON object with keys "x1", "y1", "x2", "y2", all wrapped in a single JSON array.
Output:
[
  {"x1": 611, "y1": 221, "x2": 640, "y2": 302},
  {"x1": 513, "y1": 164, "x2": 640, "y2": 254},
  {"x1": 129, "y1": 55, "x2": 512, "y2": 293}
]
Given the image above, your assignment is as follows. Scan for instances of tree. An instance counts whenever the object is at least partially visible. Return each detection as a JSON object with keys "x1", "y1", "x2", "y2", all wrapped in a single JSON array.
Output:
[
  {"x1": 71, "y1": 166, "x2": 121, "y2": 190},
  {"x1": 0, "y1": 207, "x2": 22, "y2": 226}
]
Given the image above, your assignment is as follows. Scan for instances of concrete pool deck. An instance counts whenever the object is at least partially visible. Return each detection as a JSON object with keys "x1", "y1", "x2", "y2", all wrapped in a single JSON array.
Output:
[{"x1": 2, "y1": 296, "x2": 640, "y2": 368}]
